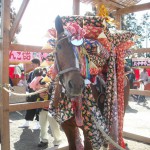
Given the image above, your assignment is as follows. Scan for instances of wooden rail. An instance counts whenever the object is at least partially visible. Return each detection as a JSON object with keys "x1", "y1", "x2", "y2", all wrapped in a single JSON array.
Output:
[
  {"x1": 9, "y1": 101, "x2": 49, "y2": 112},
  {"x1": 130, "y1": 89, "x2": 150, "y2": 96},
  {"x1": 123, "y1": 131, "x2": 150, "y2": 144},
  {"x1": 131, "y1": 48, "x2": 150, "y2": 54}
]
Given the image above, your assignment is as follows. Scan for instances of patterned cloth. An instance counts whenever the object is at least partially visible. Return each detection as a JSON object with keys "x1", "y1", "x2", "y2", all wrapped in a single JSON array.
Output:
[
  {"x1": 49, "y1": 85, "x2": 108, "y2": 150},
  {"x1": 83, "y1": 25, "x2": 103, "y2": 40},
  {"x1": 83, "y1": 16, "x2": 106, "y2": 28},
  {"x1": 65, "y1": 22, "x2": 85, "y2": 40},
  {"x1": 97, "y1": 36, "x2": 111, "y2": 52},
  {"x1": 61, "y1": 16, "x2": 83, "y2": 26},
  {"x1": 105, "y1": 29, "x2": 135, "y2": 47},
  {"x1": 46, "y1": 16, "x2": 136, "y2": 149}
]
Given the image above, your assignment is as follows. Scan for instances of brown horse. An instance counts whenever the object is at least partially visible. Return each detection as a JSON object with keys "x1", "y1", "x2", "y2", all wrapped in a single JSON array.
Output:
[
  {"x1": 53, "y1": 15, "x2": 93, "y2": 150},
  {"x1": 50, "y1": 16, "x2": 130, "y2": 150},
  {"x1": 54, "y1": 16, "x2": 84, "y2": 97}
]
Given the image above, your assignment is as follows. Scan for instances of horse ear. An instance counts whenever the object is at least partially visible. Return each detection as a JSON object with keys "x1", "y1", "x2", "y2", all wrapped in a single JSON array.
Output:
[{"x1": 55, "y1": 15, "x2": 64, "y2": 36}]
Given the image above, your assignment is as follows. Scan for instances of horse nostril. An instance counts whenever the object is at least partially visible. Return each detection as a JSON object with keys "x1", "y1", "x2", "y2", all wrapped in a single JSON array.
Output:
[{"x1": 68, "y1": 80, "x2": 73, "y2": 89}]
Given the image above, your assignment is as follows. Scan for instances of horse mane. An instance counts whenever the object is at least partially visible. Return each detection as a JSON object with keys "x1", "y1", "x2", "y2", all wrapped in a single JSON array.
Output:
[{"x1": 55, "y1": 15, "x2": 64, "y2": 35}]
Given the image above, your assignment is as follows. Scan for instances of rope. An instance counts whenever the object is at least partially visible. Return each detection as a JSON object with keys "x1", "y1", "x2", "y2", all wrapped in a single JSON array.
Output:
[
  {"x1": 92, "y1": 116, "x2": 125, "y2": 150},
  {"x1": 3, "y1": 87, "x2": 48, "y2": 97}
]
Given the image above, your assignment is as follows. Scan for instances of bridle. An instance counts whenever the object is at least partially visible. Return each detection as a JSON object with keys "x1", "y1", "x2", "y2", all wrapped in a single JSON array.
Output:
[{"x1": 54, "y1": 32, "x2": 80, "y2": 87}]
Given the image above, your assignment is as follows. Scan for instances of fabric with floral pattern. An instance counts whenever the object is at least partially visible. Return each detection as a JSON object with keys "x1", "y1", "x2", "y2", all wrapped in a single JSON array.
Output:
[
  {"x1": 115, "y1": 40, "x2": 135, "y2": 148},
  {"x1": 109, "y1": 56, "x2": 119, "y2": 150},
  {"x1": 97, "y1": 38, "x2": 111, "y2": 52},
  {"x1": 61, "y1": 16, "x2": 83, "y2": 26},
  {"x1": 89, "y1": 54, "x2": 108, "y2": 68},
  {"x1": 49, "y1": 85, "x2": 109, "y2": 150},
  {"x1": 114, "y1": 40, "x2": 134, "y2": 54},
  {"x1": 83, "y1": 25, "x2": 103, "y2": 40},
  {"x1": 105, "y1": 30, "x2": 135, "y2": 47},
  {"x1": 83, "y1": 16, "x2": 106, "y2": 28},
  {"x1": 103, "y1": 51, "x2": 115, "y2": 130}
]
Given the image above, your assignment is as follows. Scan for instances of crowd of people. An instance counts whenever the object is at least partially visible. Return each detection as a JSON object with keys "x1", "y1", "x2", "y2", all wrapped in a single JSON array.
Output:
[{"x1": 124, "y1": 61, "x2": 149, "y2": 104}]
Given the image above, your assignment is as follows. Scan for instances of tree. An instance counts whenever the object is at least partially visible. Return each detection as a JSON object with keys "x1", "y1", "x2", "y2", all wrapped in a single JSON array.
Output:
[
  {"x1": 122, "y1": 13, "x2": 143, "y2": 48},
  {"x1": 0, "y1": 0, "x2": 21, "y2": 43},
  {"x1": 122, "y1": 12, "x2": 150, "y2": 58},
  {"x1": 140, "y1": 13, "x2": 150, "y2": 48}
]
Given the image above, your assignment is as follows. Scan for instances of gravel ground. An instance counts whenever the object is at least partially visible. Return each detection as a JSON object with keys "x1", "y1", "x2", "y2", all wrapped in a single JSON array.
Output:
[
  {"x1": 8, "y1": 111, "x2": 68, "y2": 150},
  {"x1": 0, "y1": 86, "x2": 150, "y2": 150}
]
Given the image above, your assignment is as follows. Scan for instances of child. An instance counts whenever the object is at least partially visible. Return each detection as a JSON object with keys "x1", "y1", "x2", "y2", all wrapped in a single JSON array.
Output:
[
  {"x1": 29, "y1": 67, "x2": 62, "y2": 149},
  {"x1": 137, "y1": 79, "x2": 147, "y2": 104}
]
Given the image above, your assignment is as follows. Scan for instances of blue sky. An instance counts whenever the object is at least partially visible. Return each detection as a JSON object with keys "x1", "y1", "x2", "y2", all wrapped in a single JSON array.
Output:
[{"x1": 12, "y1": 0, "x2": 149, "y2": 47}]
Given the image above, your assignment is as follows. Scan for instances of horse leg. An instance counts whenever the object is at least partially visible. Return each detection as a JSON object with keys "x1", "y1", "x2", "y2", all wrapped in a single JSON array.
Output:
[
  {"x1": 61, "y1": 117, "x2": 76, "y2": 150},
  {"x1": 79, "y1": 126, "x2": 93, "y2": 150}
]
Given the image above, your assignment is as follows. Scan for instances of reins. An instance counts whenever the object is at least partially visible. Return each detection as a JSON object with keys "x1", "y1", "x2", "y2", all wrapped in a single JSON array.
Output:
[{"x1": 54, "y1": 32, "x2": 80, "y2": 90}]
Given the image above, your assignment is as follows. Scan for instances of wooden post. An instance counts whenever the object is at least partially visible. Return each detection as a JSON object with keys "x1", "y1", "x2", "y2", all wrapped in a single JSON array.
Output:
[
  {"x1": 0, "y1": 0, "x2": 10, "y2": 149},
  {"x1": 73, "y1": 0, "x2": 80, "y2": 15},
  {"x1": 115, "y1": 13, "x2": 121, "y2": 30}
]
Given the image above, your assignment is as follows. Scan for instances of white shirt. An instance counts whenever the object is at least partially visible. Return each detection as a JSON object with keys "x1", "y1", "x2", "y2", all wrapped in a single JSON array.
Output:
[{"x1": 140, "y1": 71, "x2": 148, "y2": 85}]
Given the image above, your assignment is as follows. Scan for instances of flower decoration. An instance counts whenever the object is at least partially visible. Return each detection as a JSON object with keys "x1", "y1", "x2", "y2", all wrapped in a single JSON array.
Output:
[
  {"x1": 65, "y1": 22, "x2": 86, "y2": 40},
  {"x1": 98, "y1": 4, "x2": 116, "y2": 25}
]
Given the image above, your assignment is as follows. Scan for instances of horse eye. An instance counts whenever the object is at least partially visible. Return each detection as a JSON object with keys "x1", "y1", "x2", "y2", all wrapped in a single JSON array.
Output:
[{"x1": 57, "y1": 44, "x2": 61, "y2": 50}]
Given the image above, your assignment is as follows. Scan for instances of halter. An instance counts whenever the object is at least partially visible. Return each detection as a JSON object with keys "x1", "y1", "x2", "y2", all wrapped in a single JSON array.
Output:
[{"x1": 54, "y1": 32, "x2": 80, "y2": 87}]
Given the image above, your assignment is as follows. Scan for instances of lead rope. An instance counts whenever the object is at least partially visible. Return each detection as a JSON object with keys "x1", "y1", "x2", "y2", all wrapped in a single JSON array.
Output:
[
  {"x1": 0, "y1": 83, "x2": 49, "y2": 97},
  {"x1": 3, "y1": 87, "x2": 48, "y2": 96},
  {"x1": 92, "y1": 116, "x2": 125, "y2": 150}
]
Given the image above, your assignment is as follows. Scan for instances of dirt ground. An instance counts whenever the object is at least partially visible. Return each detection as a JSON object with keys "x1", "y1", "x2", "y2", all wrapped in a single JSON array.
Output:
[{"x1": 0, "y1": 86, "x2": 150, "y2": 150}]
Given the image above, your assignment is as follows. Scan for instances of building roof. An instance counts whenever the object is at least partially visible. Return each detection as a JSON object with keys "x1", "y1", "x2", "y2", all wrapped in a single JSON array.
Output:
[{"x1": 80, "y1": 0, "x2": 141, "y2": 12}]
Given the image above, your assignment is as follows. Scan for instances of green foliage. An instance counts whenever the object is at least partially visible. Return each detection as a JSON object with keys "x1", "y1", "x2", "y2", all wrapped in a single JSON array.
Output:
[
  {"x1": 122, "y1": 12, "x2": 150, "y2": 49},
  {"x1": 0, "y1": 0, "x2": 21, "y2": 43}
]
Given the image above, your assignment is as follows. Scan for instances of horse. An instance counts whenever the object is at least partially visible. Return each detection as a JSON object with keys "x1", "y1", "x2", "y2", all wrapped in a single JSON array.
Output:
[
  {"x1": 51, "y1": 15, "x2": 92, "y2": 149},
  {"x1": 48, "y1": 15, "x2": 130, "y2": 150}
]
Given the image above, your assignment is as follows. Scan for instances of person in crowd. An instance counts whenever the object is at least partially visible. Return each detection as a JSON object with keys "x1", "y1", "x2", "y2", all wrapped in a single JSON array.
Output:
[
  {"x1": 124, "y1": 62, "x2": 135, "y2": 89},
  {"x1": 135, "y1": 79, "x2": 147, "y2": 103},
  {"x1": 138, "y1": 68, "x2": 149, "y2": 103},
  {"x1": 9, "y1": 77, "x2": 14, "y2": 88},
  {"x1": 17, "y1": 74, "x2": 28, "y2": 87},
  {"x1": 38, "y1": 91, "x2": 62, "y2": 148},
  {"x1": 29, "y1": 64, "x2": 62, "y2": 148},
  {"x1": 42, "y1": 68, "x2": 47, "y2": 77},
  {"x1": 19, "y1": 58, "x2": 41, "y2": 129},
  {"x1": 140, "y1": 68, "x2": 149, "y2": 85}
]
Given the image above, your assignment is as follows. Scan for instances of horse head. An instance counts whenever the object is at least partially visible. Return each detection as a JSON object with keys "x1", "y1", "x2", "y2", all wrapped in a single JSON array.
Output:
[{"x1": 54, "y1": 15, "x2": 84, "y2": 97}]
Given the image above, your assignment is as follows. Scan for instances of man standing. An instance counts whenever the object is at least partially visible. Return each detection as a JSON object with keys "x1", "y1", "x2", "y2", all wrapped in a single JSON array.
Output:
[
  {"x1": 19, "y1": 58, "x2": 41, "y2": 129},
  {"x1": 140, "y1": 68, "x2": 149, "y2": 85}
]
